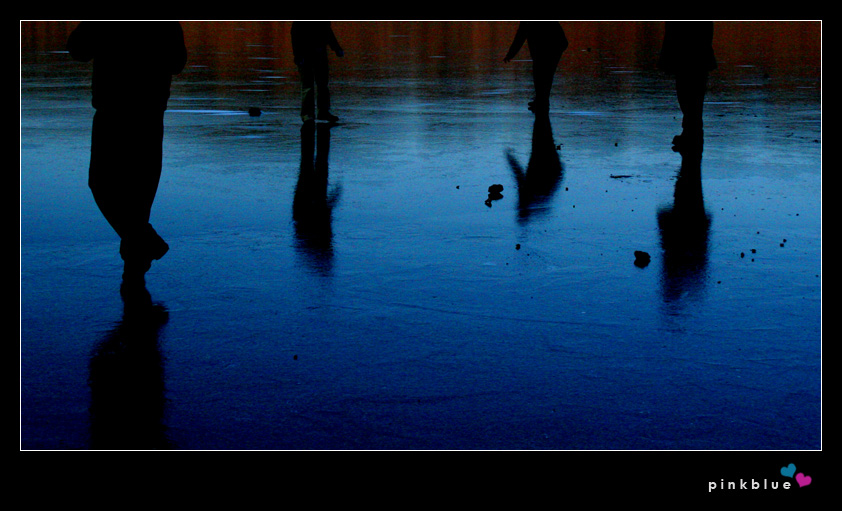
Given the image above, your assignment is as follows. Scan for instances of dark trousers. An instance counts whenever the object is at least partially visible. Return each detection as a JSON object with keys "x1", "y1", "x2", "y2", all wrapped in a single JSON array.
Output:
[
  {"x1": 298, "y1": 53, "x2": 330, "y2": 121},
  {"x1": 675, "y1": 71, "x2": 709, "y2": 135},
  {"x1": 532, "y1": 53, "x2": 561, "y2": 108},
  {"x1": 89, "y1": 109, "x2": 165, "y2": 263}
]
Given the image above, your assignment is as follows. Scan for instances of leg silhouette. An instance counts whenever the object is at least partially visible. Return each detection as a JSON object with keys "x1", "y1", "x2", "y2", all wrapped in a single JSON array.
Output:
[
  {"x1": 504, "y1": 21, "x2": 568, "y2": 112},
  {"x1": 292, "y1": 21, "x2": 344, "y2": 123},
  {"x1": 67, "y1": 22, "x2": 186, "y2": 285},
  {"x1": 89, "y1": 110, "x2": 170, "y2": 283},
  {"x1": 658, "y1": 21, "x2": 717, "y2": 151}
]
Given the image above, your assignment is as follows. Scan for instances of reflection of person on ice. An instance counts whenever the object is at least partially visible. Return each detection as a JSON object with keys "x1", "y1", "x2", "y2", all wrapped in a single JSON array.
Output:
[
  {"x1": 292, "y1": 21, "x2": 344, "y2": 124},
  {"x1": 67, "y1": 22, "x2": 187, "y2": 287},
  {"x1": 659, "y1": 21, "x2": 717, "y2": 152},
  {"x1": 504, "y1": 21, "x2": 568, "y2": 113}
]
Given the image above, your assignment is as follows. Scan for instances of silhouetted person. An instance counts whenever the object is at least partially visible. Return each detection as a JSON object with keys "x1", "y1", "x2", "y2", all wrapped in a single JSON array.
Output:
[
  {"x1": 67, "y1": 22, "x2": 187, "y2": 287},
  {"x1": 504, "y1": 21, "x2": 568, "y2": 112},
  {"x1": 293, "y1": 122, "x2": 341, "y2": 275},
  {"x1": 657, "y1": 150, "x2": 711, "y2": 310},
  {"x1": 291, "y1": 21, "x2": 344, "y2": 124},
  {"x1": 88, "y1": 284, "x2": 170, "y2": 449},
  {"x1": 659, "y1": 21, "x2": 717, "y2": 152},
  {"x1": 506, "y1": 112, "x2": 564, "y2": 225}
]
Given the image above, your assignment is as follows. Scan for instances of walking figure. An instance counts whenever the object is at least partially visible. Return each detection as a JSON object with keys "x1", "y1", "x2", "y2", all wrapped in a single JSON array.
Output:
[
  {"x1": 67, "y1": 22, "x2": 186, "y2": 287},
  {"x1": 291, "y1": 21, "x2": 344, "y2": 123},
  {"x1": 504, "y1": 21, "x2": 568, "y2": 113},
  {"x1": 659, "y1": 21, "x2": 717, "y2": 152}
]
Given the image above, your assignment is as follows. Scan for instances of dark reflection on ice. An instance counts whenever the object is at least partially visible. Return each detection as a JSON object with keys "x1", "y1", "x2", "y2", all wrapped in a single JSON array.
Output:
[
  {"x1": 292, "y1": 122, "x2": 341, "y2": 276},
  {"x1": 507, "y1": 112, "x2": 564, "y2": 225},
  {"x1": 88, "y1": 285, "x2": 170, "y2": 450},
  {"x1": 657, "y1": 149, "x2": 711, "y2": 312}
]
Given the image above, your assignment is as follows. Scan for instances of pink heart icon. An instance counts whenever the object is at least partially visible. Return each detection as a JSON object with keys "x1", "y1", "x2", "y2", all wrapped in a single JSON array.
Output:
[{"x1": 795, "y1": 473, "x2": 812, "y2": 487}]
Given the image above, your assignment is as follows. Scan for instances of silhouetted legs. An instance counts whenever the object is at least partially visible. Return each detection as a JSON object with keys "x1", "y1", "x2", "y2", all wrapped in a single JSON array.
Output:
[
  {"x1": 89, "y1": 110, "x2": 169, "y2": 284},
  {"x1": 531, "y1": 54, "x2": 561, "y2": 112},
  {"x1": 673, "y1": 70, "x2": 709, "y2": 150},
  {"x1": 298, "y1": 53, "x2": 332, "y2": 122}
]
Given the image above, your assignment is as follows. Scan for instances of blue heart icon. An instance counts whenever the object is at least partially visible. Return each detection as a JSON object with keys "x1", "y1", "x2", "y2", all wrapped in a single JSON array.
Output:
[{"x1": 780, "y1": 463, "x2": 796, "y2": 478}]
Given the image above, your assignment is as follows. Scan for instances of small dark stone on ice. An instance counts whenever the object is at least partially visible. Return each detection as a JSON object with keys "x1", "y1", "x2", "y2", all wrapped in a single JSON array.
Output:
[
  {"x1": 633, "y1": 250, "x2": 650, "y2": 268},
  {"x1": 485, "y1": 183, "x2": 504, "y2": 206},
  {"x1": 515, "y1": 244, "x2": 521, "y2": 250},
  {"x1": 248, "y1": 107, "x2": 262, "y2": 116}
]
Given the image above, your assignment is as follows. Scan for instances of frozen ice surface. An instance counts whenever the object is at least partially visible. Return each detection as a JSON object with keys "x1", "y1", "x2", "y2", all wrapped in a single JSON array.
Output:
[{"x1": 21, "y1": 23, "x2": 820, "y2": 450}]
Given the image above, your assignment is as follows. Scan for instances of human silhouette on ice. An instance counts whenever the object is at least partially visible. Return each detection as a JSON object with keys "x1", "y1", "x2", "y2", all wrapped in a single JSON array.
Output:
[
  {"x1": 504, "y1": 21, "x2": 568, "y2": 112},
  {"x1": 659, "y1": 21, "x2": 717, "y2": 152},
  {"x1": 291, "y1": 21, "x2": 344, "y2": 123},
  {"x1": 67, "y1": 22, "x2": 186, "y2": 287}
]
